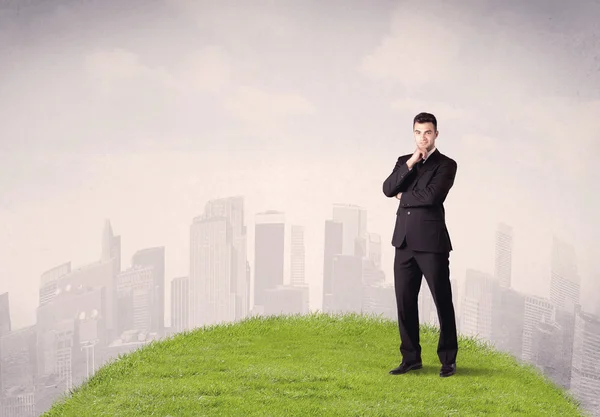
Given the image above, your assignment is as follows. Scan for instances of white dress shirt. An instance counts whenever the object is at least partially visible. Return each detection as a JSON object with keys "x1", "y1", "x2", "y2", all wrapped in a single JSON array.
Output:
[{"x1": 422, "y1": 146, "x2": 436, "y2": 164}]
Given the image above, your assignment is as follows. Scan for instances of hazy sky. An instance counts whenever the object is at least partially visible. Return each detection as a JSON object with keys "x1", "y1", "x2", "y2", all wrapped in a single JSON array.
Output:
[{"x1": 1, "y1": 0, "x2": 599, "y2": 328}]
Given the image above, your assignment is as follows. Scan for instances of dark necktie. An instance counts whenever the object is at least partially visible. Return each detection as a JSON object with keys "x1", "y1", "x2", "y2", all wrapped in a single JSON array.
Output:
[{"x1": 414, "y1": 159, "x2": 425, "y2": 173}]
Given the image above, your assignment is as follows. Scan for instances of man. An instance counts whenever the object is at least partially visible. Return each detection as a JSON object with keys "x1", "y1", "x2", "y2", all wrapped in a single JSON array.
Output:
[{"x1": 382, "y1": 112, "x2": 459, "y2": 378}]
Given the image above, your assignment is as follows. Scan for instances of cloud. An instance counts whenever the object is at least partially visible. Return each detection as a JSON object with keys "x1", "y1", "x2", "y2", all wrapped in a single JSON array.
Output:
[
  {"x1": 459, "y1": 133, "x2": 499, "y2": 157},
  {"x1": 179, "y1": 46, "x2": 231, "y2": 94},
  {"x1": 360, "y1": 1, "x2": 470, "y2": 89},
  {"x1": 84, "y1": 46, "x2": 229, "y2": 95},
  {"x1": 391, "y1": 98, "x2": 467, "y2": 121},
  {"x1": 358, "y1": 1, "x2": 569, "y2": 98},
  {"x1": 499, "y1": 95, "x2": 600, "y2": 180},
  {"x1": 455, "y1": 94, "x2": 600, "y2": 182},
  {"x1": 164, "y1": 0, "x2": 298, "y2": 39},
  {"x1": 223, "y1": 85, "x2": 316, "y2": 131},
  {"x1": 361, "y1": 1, "x2": 600, "y2": 184},
  {"x1": 82, "y1": 45, "x2": 316, "y2": 136}
]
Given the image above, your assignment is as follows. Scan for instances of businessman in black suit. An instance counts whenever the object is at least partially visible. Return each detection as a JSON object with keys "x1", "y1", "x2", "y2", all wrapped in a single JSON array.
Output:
[{"x1": 382, "y1": 112, "x2": 458, "y2": 378}]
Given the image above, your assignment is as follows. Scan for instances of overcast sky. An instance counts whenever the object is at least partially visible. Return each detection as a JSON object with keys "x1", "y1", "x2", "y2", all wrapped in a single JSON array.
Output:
[{"x1": 1, "y1": 0, "x2": 599, "y2": 328}]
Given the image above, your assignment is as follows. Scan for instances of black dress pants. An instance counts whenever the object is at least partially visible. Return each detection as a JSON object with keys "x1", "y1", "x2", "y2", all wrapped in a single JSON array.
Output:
[{"x1": 393, "y1": 243, "x2": 458, "y2": 365}]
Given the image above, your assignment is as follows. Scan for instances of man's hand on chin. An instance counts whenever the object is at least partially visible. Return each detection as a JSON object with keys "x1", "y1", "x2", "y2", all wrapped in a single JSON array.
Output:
[{"x1": 396, "y1": 192, "x2": 402, "y2": 200}]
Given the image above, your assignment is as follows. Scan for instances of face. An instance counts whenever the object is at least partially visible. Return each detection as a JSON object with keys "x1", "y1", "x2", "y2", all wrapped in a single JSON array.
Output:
[{"x1": 413, "y1": 122, "x2": 438, "y2": 152}]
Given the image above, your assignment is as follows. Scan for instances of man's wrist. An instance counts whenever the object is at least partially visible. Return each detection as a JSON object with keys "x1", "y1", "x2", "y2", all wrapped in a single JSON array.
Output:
[{"x1": 406, "y1": 160, "x2": 415, "y2": 170}]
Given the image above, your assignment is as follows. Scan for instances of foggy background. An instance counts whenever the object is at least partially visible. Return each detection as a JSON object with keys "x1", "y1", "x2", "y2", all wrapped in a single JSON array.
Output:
[{"x1": 0, "y1": 0, "x2": 599, "y2": 415}]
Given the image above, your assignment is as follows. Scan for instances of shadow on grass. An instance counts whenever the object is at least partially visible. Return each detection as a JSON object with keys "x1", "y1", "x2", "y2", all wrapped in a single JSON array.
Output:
[{"x1": 387, "y1": 364, "x2": 496, "y2": 377}]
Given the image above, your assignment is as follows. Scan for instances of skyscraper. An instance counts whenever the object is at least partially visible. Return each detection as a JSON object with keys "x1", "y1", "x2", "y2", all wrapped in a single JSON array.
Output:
[
  {"x1": 549, "y1": 236, "x2": 580, "y2": 313},
  {"x1": 100, "y1": 219, "x2": 121, "y2": 335},
  {"x1": 131, "y1": 247, "x2": 165, "y2": 332},
  {"x1": 522, "y1": 294, "x2": 554, "y2": 362},
  {"x1": 290, "y1": 225, "x2": 305, "y2": 287},
  {"x1": 570, "y1": 306, "x2": 600, "y2": 413},
  {"x1": 366, "y1": 232, "x2": 382, "y2": 270},
  {"x1": 171, "y1": 276, "x2": 189, "y2": 333},
  {"x1": 101, "y1": 219, "x2": 121, "y2": 273},
  {"x1": 39, "y1": 262, "x2": 71, "y2": 307},
  {"x1": 494, "y1": 222, "x2": 513, "y2": 288},
  {"x1": 460, "y1": 269, "x2": 496, "y2": 342},
  {"x1": 0, "y1": 292, "x2": 11, "y2": 336},
  {"x1": 332, "y1": 203, "x2": 367, "y2": 257},
  {"x1": 116, "y1": 266, "x2": 155, "y2": 334},
  {"x1": 253, "y1": 211, "x2": 285, "y2": 310},
  {"x1": 322, "y1": 219, "x2": 343, "y2": 311},
  {"x1": 490, "y1": 286, "x2": 525, "y2": 359},
  {"x1": 189, "y1": 196, "x2": 248, "y2": 328}
]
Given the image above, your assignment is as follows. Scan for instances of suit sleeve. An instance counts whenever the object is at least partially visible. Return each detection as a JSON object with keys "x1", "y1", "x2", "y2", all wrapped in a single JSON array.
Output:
[
  {"x1": 399, "y1": 159, "x2": 457, "y2": 207},
  {"x1": 382, "y1": 156, "x2": 414, "y2": 198}
]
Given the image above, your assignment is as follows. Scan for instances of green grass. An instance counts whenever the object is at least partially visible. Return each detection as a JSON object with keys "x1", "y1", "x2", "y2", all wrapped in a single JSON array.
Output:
[{"x1": 43, "y1": 312, "x2": 585, "y2": 416}]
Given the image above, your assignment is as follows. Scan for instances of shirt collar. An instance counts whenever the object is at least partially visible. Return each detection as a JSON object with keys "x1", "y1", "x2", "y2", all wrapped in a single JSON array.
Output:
[{"x1": 422, "y1": 147, "x2": 437, "y2": 163}]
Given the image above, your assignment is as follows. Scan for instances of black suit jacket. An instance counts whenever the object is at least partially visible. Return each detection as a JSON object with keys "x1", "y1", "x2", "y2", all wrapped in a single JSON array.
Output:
[{"x1": 382, "y1": 148, "x2": 457, "y2": 253}]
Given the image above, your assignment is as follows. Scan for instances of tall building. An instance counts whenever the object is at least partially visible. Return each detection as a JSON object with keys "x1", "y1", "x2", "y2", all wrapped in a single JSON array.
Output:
[
  {"x1": 53, "y1": 259, "x2": 115, "y2": 337},
  {"x1": 361, "y1": 257, "x2": 386, "y2": 317},
  {"x1": 459, "y1": 269, "x2": 496, "y2": 342},
  {"x1": 530, "y1": 307, "x2": 575, "y2": 390},
  {"x1": 531, "y1": 317, "x2": 562, "y2": 376},
  {"x1": 570, "y1": 306, "x2": 600, "y2": 413},
  {"x1": 494, "y1": 222, "x2": 513, "y2": 288},
  {"x1": 101, "y1": 219, "x2": 121, "y2": 273},
  {"x1": 246, "y1": 260, "x2": 251, "y2": 316},
  {"x1": 330, "y1": 255, "x2": 363, "y2": 313},
  {"x1": 0, "y1": 292, "x2": 10, "y2": 396},
  {"x1": 0, "y1": 325, "x2": 37, "y2": 417},
  {"x1": 362, "y1": 257, "x2": 384, "y2": 287},
  {"x1": 116, "y1": 266, "x2": 155, "y2": 334},
  {"x1": 253, "y1": 211, "x2": 285, "y2": 310},
  {"x1": 362, "y1": 282, "x2": 396, "y2": 320},
  {"x1": 322, "y1": 220, "x2": 343, "y2": 311},
  {"x1": 366, "y1": 233, "x2": 382, "y2": 270},
  {"x1": 131, "y1": 247, "x2": 165, "y2": 332},
  {"x1": 0, "y1": 292, "x2": 10, "y2": 336},
  {"x1": 322, "y1": 204, "x2": 367, "y2": 312},
  {"x1": 189, "y1": 196, "x2": 248, "y2": 328},
  {"x1": 332, "y1": 203, "x2": 367, "y2": 257},
  {"x1": 490, "y1": 287, "x2": 525, "y2": 359},
  {"x1": 99, "y1": 219, "x2": 121, "y2": 336},
  {"x1": 39, "y1": 262, "x2": 71, "y2": 307},
  {"x1": 521, "y1": 294, "x2": 554, "y2": 363},
  {"x1": 549, "y1": 236, "x2": 580, "y2": 313},
  {"x1": 35, "y1": 282, "x2": 105, "y2": 396},
  {"x1": 290, "y1": 225, "x2": 305, "y2": 286},
  {"x1": 171, "y1": 277, "x2": 189, "y2": 333},
  {"x1": 552, "y1": 308, "x2": 576, "y2": 388}
]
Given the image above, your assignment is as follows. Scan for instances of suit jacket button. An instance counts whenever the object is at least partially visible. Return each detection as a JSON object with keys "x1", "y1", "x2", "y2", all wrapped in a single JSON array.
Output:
[{"x1": 407, "y1": 211, "x2": 411, "y2": 215}]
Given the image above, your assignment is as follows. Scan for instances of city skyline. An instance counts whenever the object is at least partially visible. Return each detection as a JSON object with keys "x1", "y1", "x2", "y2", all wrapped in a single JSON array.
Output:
[
  {"x1": 2, "y1": 197, "x2": 598, "y2": 415},
  {"x1": 2, "y1": 0, "x2": 600, "y2": 330},
  {"x1": 1, "y1": 193, "x2": 596, "y2": 330},
  {"x1": 2, "y1": 0, "x2": 600, "y2": 415}
]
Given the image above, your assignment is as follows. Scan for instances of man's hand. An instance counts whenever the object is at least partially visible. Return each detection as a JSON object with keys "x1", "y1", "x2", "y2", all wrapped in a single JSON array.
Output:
[
  {"x1": 396, "y1": 192, "x2": 402, "y2": 200},
  {"x1": 406, "y1": 148, "x2": 426, "y2": 170}
]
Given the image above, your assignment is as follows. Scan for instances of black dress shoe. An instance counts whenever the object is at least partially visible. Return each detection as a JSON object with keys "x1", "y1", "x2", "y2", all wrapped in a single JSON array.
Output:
[
  {"x1": 439, "y1": 363, "x2": 456, "y2": 377},
  {"x1": 389, "y1": 360, "x2": 423, "y2": 375}
]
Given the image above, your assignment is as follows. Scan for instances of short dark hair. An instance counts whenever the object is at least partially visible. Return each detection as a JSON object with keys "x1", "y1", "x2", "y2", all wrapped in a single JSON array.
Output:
[{"x1": 413, "y1": 112, "x2": 437, "y2": 131}]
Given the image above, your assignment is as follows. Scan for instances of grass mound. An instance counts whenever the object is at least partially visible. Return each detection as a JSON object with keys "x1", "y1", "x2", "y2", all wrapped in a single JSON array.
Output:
[{"x1": 43, "y1": 312, "x2": 585, "y2": 416}]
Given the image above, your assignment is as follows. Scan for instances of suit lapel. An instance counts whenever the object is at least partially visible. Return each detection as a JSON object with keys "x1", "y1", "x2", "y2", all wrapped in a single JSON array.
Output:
[{"x1": 412, "y1": 149, "x2": 441, "y2": 186}]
